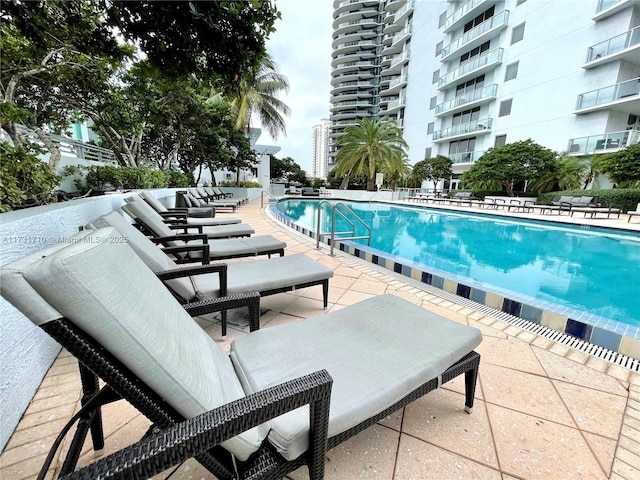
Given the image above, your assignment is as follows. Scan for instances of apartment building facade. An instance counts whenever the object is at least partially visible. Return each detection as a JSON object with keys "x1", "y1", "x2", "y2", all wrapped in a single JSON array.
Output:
[
  {"x1": 312, "y1": 118, "x2": 331, "y2": 179},
  {"x1": 330, "y1": 0, "x2": 640, "y2": 185}
]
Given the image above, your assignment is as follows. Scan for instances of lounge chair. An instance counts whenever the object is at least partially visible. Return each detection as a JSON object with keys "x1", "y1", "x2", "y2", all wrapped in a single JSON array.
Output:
[
  {"x1": 139, "y1": 191, "x2": 242, "y2": 226},
  {"x1": 119, "y1": 202, "x2": 286, "y2": 261},
  {"x1": 207, "y1": 186, "x2": 248, "y2": 204},
  {"x1": 124, "y1": 196, "x2": 255, "y2": 239},
  {"x1": 0, "y1": 227, "x2": 481, "y2": 480},
  {"x1": 628, "y1": 203, "x2": 640, "y2": 223},
  {"x1": 188, "y1": 188, "x2": 243, "y2": 209},
  {"x1": 89, "y1": 211, "x2": 333, "y2": 335}
]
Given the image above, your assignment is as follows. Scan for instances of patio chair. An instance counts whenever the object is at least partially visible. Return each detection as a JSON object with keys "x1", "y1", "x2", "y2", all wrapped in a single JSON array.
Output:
[
  {"x1": 123, "y1": 196, "x2": 255, "y2": 239},
  {"x1": 207, "y1": 186, "x2": 248, "y2": 204},
  {"x1": 119, "y1": 203, "x2": 286, "y2": 261},
  {"x1": 89, "y1": 211, "x2": 333, "y2": 335},
  {"x1": 1, "y1": 227, "x2": 481, "y2": 480},
  {"x1": 628, "y1": 203, "x2": 640, "y2": 223},
  {"x1": 139, "y1": 191, "x2": 242, "y2": 226},
  {"x1": 188, "y1": 188, "x2": 243, "y2": 210}
]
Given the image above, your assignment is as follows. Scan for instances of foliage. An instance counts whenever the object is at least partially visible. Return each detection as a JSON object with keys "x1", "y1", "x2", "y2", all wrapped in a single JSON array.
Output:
[
  {"x1": 270, "y1": 156, "x2": 307, "y2": 184},
  {"x1": 72, "y1": 165, "x2": 193, "y2": 191},
  {"x1": 537, "y1": 188, "x2": 640, "y2": 213},
  {"x1": 462, "y1": 139, "x2": 556, "y2": 196},
  {"x1": 104, "y1": 1, "x2": 280, "y2": 90},
  {"x1": 164, "y1": 171, "x2": 193, "y2": 188},
  {"x1": 0, "y1": 141, "x2": 61, "y2": 211},
  {"x1": 326, "y1": 168, "x2": 366, "y2": 190},
  {"x1": 219, "y1": 180, "x2": 262, "y2": 188},
  {"x1": 311, "y1": 178, "x2": 327, "y2": 189},
  {"x1": 411, "y1": 155, "x2": 453, "y2": 186},
  {"x1": 334, "y1": 117, "x2": 408, "y2": 191},
  {"x1": 592, "y1": 143, "x2": 640, "y2": 188},
  {"x1": 528, "y1": 154, "x2": 589, "y2": 193}
]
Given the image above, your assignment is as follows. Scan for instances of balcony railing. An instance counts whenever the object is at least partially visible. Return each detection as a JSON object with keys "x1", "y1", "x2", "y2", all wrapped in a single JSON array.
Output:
[
  {"x1": 438, "y1": 48, "x2": 503, "y2": 88},
  {"x1": 433, "y1": 118, "x2": 492, "y2": 141},
  {"x1": 567, "y1": 130, "x2": 640, "y2": 154},
  {"x1": 443, "y1": 0, "x2": 487, "y2": 31},
  {"x1": 441, "y1": 10, "x2": 509, "y2": 60},
  {"x1": 596, "y1": 0, "x2": 621, "y2": 12},
  {"x1": 435, "y1": 84, "x2": 497, "y2": 115},
  {"x1": 448, "y1": 150, "x2": 485, "y2": 164},
  {"x1": 576, "y1": 78, "x2": 640, "y2": 110},
  {"x1": 586, "y1": 26, "x2": 640, "y2": 63}
]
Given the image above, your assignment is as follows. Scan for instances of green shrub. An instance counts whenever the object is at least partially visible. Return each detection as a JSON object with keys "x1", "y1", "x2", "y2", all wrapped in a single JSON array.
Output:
[
  {"x1": 219, "y1": 180, "x2": 262, "y2": 188},
  {"x1": 79, "y1": 165, "x2": 193, "y2": 191},
  {"x1": 164, "y1": 170, "x2": 193, "y2": 187},
  {"x1": 537, "y1": 189, "x2": 640, "y2": 213},
  {"x1": 0, "y1": 141, "x2": 61, "y2": 211}
]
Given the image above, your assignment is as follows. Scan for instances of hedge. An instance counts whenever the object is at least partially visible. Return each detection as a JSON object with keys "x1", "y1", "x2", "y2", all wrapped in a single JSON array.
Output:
[{"x1": 537, "y1": 189, "x2": 640, "y2": 213}]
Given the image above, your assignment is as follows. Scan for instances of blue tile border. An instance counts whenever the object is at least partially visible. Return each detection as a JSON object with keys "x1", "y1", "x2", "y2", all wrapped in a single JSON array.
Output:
[{"x1": 268, "y1": 204, "x2": 640, "y2": 359}]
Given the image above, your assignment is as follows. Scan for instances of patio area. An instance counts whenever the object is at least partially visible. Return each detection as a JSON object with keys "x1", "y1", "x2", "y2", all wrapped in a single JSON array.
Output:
[{"x1": 1, "y1": 198, "x2": 639, "y2": 480}]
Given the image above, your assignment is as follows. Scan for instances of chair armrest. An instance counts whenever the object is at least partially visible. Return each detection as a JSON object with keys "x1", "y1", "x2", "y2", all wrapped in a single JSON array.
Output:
[
  {"x1": 157, "y1": 263, "x2": 227, "y2": 294},
  {"x1": 168, "y1": 224, "x2": 203, "y2": 233},
  {"x1": 158, "y1": 212, "x2": 188, "y2": 219},
  {"x1": 60, "y1": 370, "x2": 333, "y2": 480},
  {"x1": 182, "y1": 292, "x2": 260, "y2": 317},
  {"x1": 161, "y1": 244, "x2": 210, "y2": 264},
  {"x1": 150, "y1": 233, "x2": 209, "y2": 244}
]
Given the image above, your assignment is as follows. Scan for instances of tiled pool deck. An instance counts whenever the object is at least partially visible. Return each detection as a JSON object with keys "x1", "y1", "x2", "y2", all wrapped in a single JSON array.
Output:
[{"x1": 1, "y1": 199, "x2": 640, "y2": 480}]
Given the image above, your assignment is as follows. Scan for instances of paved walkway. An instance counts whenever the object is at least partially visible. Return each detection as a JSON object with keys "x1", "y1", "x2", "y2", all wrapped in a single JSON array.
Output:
[{"x1": 1, "y1": 199, "x2": 639, "y2": 480}]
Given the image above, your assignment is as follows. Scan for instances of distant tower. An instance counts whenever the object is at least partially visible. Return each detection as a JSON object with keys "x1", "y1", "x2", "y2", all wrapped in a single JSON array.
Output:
[{"x1": 312, "y1": 118, "x2": 331, "y2": 179}]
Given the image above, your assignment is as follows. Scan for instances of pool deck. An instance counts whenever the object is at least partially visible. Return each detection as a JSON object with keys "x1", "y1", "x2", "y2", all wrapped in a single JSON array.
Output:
[{"x1": 2, "y1": 199, "x2": 639, "y2": 480}]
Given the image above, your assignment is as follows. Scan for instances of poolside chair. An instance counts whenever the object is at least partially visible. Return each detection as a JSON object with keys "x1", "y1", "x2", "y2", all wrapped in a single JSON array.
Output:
[
  {"x1": 628, "y1": 203, "x2": 640, "y2": 223},
  {"x1": 89, "y1": 211, "x2": 333, "y2": 335},
  {"x1": 207, "y1": 186, "x2": 248, "y2": 204},
  {"x1": 188, "y1": 188, "x2": 242, "y2": 210},
  {"x1": 0, "y1": 227, "x2": 481, "y2": 480},
  {"x1": 139, "y1": 191, "x2": 242, "y2": 226},
  {"x1": 123, "y1": 196, "x2": 255, "y2": 239}
]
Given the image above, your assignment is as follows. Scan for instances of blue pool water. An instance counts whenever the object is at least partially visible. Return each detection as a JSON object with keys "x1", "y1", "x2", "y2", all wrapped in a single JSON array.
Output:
[{"x1": 276, "y1": 199, "x2": 640, "y2": 328}]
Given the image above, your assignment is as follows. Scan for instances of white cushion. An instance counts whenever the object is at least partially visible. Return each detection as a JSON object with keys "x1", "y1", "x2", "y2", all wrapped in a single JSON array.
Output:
[
  {"x1": 22, "y1": 228, "x2": 266, "y2": 461},
  {"x1": 231, "y1": 294, "x2": 482, "y2": 461}
]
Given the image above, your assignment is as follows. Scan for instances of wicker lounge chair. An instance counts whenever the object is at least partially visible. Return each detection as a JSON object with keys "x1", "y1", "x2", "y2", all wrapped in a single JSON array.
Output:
[
  {"x1": 139, "y1": 191, "x2": 242, "y2": 225},
  {"x1": 89, "y1": 211, "x2": 333, "y2": 335},
  {"x1": 188, "y1": 188, "x2": 243, "y2": 209},
  {"x1": 124, "y1": 196, "x2": 255, "y2": 239},
  {"x1": 207, "y1": 186, "x2": 248, "y2": 204},
  {"x1": 1, "y1": 227, "x2": 482, "y2": 480}
]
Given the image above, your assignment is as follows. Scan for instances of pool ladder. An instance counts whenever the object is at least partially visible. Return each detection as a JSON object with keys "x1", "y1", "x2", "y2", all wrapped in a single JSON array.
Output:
[{"x1": 315, "y1": 200, "x2": 371, "y2": 256}]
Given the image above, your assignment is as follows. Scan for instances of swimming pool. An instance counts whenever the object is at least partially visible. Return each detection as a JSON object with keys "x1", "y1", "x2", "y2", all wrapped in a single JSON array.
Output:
[{"x1": 272, "y1": 199, "x2": 640, "y2": 353}]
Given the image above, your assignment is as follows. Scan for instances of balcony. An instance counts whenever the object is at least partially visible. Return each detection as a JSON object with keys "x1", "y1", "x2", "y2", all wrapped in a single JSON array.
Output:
[
  {"x1": 575, "y1": 78, "x2": 640, "y2": 114},
  {"x1": 438, "y1": 48, "x2": 503, "y2": 90},
  {"x1": 382, "y1": 96, "x2": 406, "y2": 115},
  {"x1": 441, "y1": 10, "x2": 509, "y2": 62},
  {"x1": 435, "y1": 84, "x2": 498, "y2": 116},
  {"x1": 382, "y1": 74, "x2": 408, "y2": 95},
  {"x1": 331, "y1": 99, "x2": 375, "y2": 113},
  {"x1": 443, "y1": 0, "x2": 498, "y2": 33},
  {"x1": 448, "y1": 150, "x2": 485, "y2": 164},
  {"x1": 433, "y1": 118, "x2": 492, "y2": 142},
  {"x1": 567, "y1": 130, "x2": 640, "y2": 155},
  {"x1": 593, "y1": 0, "x2": 638, "y2": 21},
  {"x1": 380, "y1": 51, "x2": 410, "y2": 75},
  {"x1": 333, "y1": 39, "x2": 378, "y2": 56},
  {"x1": 584, "y1": 26, "x2": 640, "y2": 68},
  {"x1": 332, "y1": 60, "x2": 377, "y2": 76}
]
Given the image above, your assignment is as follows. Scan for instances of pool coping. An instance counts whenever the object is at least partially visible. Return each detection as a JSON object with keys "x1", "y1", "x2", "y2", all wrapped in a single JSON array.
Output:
[{"x1": 268, "y1": 202, "x2": 640, "y2": 361}]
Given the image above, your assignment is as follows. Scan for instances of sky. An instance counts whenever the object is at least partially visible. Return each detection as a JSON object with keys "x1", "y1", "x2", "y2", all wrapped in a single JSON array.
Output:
[{"x1": 254, "y1": 0, "x2": 334, "y2": 174}]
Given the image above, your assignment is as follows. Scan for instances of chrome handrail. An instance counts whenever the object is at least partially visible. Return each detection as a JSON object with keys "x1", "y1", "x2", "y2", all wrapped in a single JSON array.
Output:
[
  {"x1": 316, "y1": 200, "x2": 371, "y2": 256},
  {"x1": 260, "y1": 190, "x2": 278, "y2": 208}
]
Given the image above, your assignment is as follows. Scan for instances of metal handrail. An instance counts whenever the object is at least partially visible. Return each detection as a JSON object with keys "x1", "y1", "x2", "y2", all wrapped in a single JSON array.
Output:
[
  {"x1": 316, "y1": 200, "x2": 371, "y2": 256},
  {"x1": 260, "y1": 190, "x2": 278, "y2": 208}
]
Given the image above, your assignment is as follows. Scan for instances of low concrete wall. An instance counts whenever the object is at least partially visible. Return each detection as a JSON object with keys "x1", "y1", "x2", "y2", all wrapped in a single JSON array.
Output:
[{"x1": 0, "y1": 188, "x2": 177, "y2": 452}]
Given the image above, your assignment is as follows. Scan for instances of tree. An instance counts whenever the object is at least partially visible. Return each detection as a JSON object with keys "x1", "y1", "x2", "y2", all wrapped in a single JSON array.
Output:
[
  {"x1": 462, "y1": 139, "x2": 556, "y2": 196},
  {"x1": 384, "y1": 157, "x2": 411, "y2": 191},
  {"x1": 411, "y1": 155, "x2": 453, "y2": 190},
  {"x1": 270, "y1": 156, "x2": 307, "y2": 184},
  {"x1": 104, "y1": 1, "x2": 280, "y2": 91},
  {"x1": 592, "y1": 143, "x2": 640, "y2": 188},
  {"x1": 333, "y1": 117, "x2": 408, "y2": 191},
  {"x1": 528, "y1": 153, "x2": 589, "y2": 193}
]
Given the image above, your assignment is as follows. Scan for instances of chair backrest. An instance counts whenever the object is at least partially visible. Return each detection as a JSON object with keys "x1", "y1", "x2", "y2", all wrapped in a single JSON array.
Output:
[
  {"x1": 139, "y1": 191, "x2": 169, "y2": 213},
  {"x1": 0, "y1": 227, "x2": 266, "y2": 461},
  {"x1": 88, "y1": 211, "x2": 197, "y2": 302},
  {"x1": 123, "y1": 196, "x2": 178, "y2": 241}
]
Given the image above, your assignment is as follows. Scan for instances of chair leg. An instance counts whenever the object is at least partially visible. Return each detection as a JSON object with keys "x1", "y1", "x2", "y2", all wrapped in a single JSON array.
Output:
[
  {"x1": 322, "y1": 280, "x2": 329, "y2": 309},
  {"x1": 464, "y1": 364, "x2": 479, "y2": 414}
]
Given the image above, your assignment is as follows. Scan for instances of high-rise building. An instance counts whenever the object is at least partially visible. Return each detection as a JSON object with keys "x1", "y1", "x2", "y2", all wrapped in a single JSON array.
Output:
[
  {"x1": 330, "y1": 0, "x2": 640, "y2": 185},
  {"x1": 312, "y1": 118, "x2": 331, "y2": 179}
]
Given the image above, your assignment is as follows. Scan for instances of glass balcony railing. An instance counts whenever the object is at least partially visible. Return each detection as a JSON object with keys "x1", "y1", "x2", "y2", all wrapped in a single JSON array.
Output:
[
  {"x1": 448, "y1": 150, "x2": 485, "y2": 164},
  {"x1": 441, "y1": 10, "x2": 509, "y2": 59},
  {"x1": 433, "y1": 118, "x2": 492, "y2": 141},
  {"x1": 443, "y1": 0, "x2": 486, "y2": 31},
  {"x1": 438, "y1": 48, "x2": 503, "y2": 88},
  {"x1": 586, "y1": 26, "x2": 640, "y2": 62},
  {"x1": 435, "y1": 84, "x2": 498, "y2": 115},
  {"x1": 596, "y1": 0, "x2": 621, "y2": 13},
  {"x1": 567, "y1": 130, "x2": 640, "y2": 154},
  {"x1": 576, "y1": 78, "x2": 640, "y2": 110}
]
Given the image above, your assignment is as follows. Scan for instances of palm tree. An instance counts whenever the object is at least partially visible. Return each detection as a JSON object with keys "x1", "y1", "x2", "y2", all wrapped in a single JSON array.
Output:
[
  {"x1": 529, "y1": 153, "x2": 589, "y2": 193},
  {"x1": 231, "y1": 53, "x2": 291, "y2": 139},
  {"x1": 334, "y1": 117, "x2": 408, "y2": 191}
]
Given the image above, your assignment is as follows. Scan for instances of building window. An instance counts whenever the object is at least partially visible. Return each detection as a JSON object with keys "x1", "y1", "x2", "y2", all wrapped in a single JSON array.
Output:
[
  {"x1": 504, "y1": 62, "x2": 519, "y2": 81},
  {"x1": 511, "y1": 23, "x2": 525, "y2": 44},
  {"x1": 432, "y1": 69, "x2": 440, "y2": 84},
  {"x1": 427, "y1": 122, "x2": 434, "y2": 134},
  {"x1": 460, "y1": 42, "x2": 490, "y2": 66},
  {"x1": 464, "y1": 6, "x2": 495, "y2": 33},
  {"x1": 430, "y1": 96, "x2": 438, "y2": 110},
  {"x1": 456, "y1": 75, "x2": 485, "y2": 96},
  {"x1": 424, "y1": 147, "x2": 432, "y2": 158},
  {"x1": 499, "y1": 99, "x2": 513, "y2": 117},
  {"x1": 448, "y1": 138, "x2": 476, "y2": 154},
  {"x1": 435, "y1": 41, "x2": 443, "y2": 57},
  {"x1": 438, "y1": 11, "x2": 447, "y2": 28},
  {"x1": 494, "y1": 135, "x2": 507, "y2": 148},
  {"x1": 452, "y1": 107, "x2": 481, "y2": 125}
]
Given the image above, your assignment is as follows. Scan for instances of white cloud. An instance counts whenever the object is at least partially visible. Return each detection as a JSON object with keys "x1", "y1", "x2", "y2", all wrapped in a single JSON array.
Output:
[{"x1": 254, "y1": 0, "x2": 333, "y2": 174}]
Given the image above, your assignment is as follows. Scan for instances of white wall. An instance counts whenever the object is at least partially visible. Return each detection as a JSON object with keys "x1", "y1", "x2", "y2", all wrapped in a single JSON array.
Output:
[{"x1": 0, "y1": 188, "x2": 177, "y2": 452}]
